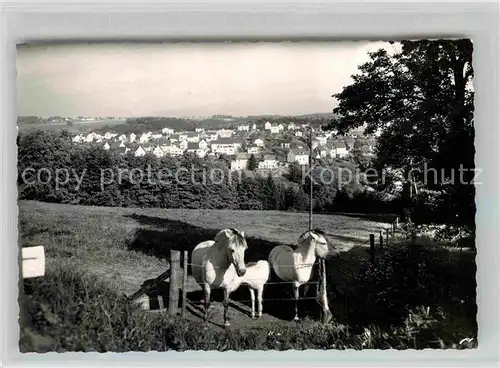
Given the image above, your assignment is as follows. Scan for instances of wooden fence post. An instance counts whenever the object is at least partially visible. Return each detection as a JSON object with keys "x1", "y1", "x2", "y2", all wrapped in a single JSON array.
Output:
[
  {"x1": 319, "y1": 259, "x2": 332, "y2": 324},
  {"x1": 379, "y1": 230, "x2": 384, "y2": 248},
  {"x1": 181, "y1": 250, "x2": 188, "y2": 319},
  {"x1": 168, "y1": 250, "x2": 181, "y2": 316},
  {"x1": 369, "y1": 234, "x2": 375, "y2": 264}
]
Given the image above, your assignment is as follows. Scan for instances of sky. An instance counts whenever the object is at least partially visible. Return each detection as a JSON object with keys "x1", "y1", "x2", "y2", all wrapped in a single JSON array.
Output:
[{"x1": 16, "y1": 41, "x2": 391, "y2": 118}]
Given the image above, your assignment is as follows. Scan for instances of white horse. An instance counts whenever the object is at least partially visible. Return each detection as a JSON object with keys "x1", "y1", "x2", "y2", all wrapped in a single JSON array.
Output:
[
  {"x1": 268, "y1": 229, "x2": 330, "y2": 322},
  {"x1": 226, "y1": 260, "x2": 270, "y2": 319},
  {"x1": 191, "y1": 228, "x2": 248, "y2": 326}
]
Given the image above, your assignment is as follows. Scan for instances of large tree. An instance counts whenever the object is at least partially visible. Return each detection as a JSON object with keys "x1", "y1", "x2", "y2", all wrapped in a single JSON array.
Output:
[{"x1": 324, "y1": 39, "x2": 475, "y2": 228}]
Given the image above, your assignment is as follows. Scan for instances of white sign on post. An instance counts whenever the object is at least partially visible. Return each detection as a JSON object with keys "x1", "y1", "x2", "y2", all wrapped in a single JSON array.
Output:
[{"x1": 21, "y1": 246, "x2": 45, "y2": 279}]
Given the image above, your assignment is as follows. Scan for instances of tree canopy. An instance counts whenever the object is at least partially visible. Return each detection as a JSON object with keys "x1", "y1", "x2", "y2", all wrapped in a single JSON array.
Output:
[{"x1": 324, "y1": 39, "x2": 475, "y2": 228}]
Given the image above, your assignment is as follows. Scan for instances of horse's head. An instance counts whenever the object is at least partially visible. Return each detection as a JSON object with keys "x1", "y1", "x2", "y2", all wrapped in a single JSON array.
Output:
[
  {"x1": 215, "y1": 228, "x2": 248, "y2": 277},
  {"x1": 298, "y1": 228, "x2": 330, "y2": 259}
]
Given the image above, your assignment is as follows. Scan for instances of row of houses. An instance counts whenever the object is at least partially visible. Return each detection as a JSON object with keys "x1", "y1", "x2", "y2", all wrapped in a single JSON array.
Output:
[
  {"x1": 230, "y1": 153, "x2": 280, "y2": 171},
  {"x1": 72, "y1": 126, "x2": 237, "y2": 145}
]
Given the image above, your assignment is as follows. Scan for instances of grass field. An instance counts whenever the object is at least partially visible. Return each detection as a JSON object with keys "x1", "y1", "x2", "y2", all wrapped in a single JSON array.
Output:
[{"x1": 18, "y1": 200, "x2": 477, "y2": 352}]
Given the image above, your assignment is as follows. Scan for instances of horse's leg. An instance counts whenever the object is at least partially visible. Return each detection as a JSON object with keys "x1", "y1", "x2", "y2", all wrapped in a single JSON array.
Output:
[
  {"x1": 293, "y1": 284, "x2": 300, "y2": 322},
  {"x1": 257, "y1": 287, "x2": 263, "y2": 318},
  {"x1": 223, "y1": 288, "x2": 231, "y2": 327},
  {"x1": 203, "y1": 284, "x2": 211, "y2": 322},
  {"x1": 249, "y1": 287, "x2": 256, "y2": 319}
]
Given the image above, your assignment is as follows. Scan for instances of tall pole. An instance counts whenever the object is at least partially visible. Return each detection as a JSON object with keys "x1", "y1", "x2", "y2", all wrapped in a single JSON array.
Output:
[{"x1": 309, "y1": 124, "x2": 313, "y2": 230}]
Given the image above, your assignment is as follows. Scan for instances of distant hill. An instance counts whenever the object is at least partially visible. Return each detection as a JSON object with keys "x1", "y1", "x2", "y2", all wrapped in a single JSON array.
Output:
[
  {"x1": 17, "y1": 112, "x2": 341, "y2": 135},
  {"x1": 247, "y1": 112, "x2": 335, "y2": 120}
]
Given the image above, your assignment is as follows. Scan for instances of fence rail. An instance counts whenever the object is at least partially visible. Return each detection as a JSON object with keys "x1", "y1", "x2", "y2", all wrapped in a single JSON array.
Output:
[{"x1": 130, "y1": 249, "x2": 322, "y2": 316}]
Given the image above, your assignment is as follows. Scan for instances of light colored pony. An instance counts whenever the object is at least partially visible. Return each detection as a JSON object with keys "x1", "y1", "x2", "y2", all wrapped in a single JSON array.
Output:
[
  {"x1": 226, "y1": 260, "x2": 270, "y2": 319},
  {"x1": 268, "y1": 229, "x2": 330, "y2": 322},
  {"x1": 191, "y1": 228, "x2": 248, "y2": 326}
]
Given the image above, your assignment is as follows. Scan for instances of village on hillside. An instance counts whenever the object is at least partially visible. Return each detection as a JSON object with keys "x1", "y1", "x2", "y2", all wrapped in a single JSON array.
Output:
[{"x1": 71, "y1": 120, "x2": 377, "y2": 173}]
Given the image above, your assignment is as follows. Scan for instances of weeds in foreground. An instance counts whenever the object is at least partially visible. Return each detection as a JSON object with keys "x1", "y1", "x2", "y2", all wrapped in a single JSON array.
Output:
[{"x1": 20, "y1": 264, "x2": 477, "y2": 352}]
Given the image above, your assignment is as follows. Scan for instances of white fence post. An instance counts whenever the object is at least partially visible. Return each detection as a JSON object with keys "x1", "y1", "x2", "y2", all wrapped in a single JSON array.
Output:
[{"x1": 21, "y1": 246, "x2": 46, "y2": 279}]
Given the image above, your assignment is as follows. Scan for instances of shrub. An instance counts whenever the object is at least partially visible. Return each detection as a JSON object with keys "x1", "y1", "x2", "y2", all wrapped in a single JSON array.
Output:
[{"x1": 342, "y1": 238, "x2": 477, "y2": 334}]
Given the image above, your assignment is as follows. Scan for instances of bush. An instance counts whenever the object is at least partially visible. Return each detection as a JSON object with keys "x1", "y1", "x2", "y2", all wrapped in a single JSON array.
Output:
[{"x1": 341, "y1": 238, "x2": 477, "y2": 336}]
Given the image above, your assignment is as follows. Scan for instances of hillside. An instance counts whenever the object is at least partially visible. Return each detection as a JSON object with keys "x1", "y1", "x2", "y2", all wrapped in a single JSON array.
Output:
[
  {"x1": 19, "y1": 200, "x2": 476, "y2": 351},
  {"x1": 19, "y1": 200, "x2": 391, "y2": 322}
]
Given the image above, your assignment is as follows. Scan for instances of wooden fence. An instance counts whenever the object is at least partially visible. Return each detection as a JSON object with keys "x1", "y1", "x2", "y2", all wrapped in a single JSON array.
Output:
[
  {"x1": 130, "y1": 216, "x2": 401, "y2": 318},
  {"x1": 130, "y1": 249, "x2": 326, "y2": 320},
  {"x1": 369, "y1": 216, "x2": 400, "y2": 264}
]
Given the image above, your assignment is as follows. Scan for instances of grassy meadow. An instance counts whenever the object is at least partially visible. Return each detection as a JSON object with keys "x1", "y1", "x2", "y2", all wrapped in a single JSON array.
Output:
[{"x1": 18, "y1": 200, "x2": 477, "y2": 352}]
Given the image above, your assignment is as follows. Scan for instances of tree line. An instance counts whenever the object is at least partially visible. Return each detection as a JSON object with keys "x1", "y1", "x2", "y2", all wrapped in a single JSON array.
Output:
[
  {"x1": 17, "y1": 130, "x2": 312, "y2": 212},
  {"x1": 18, "y1": 128, "x2": 467, "y2": 228}
]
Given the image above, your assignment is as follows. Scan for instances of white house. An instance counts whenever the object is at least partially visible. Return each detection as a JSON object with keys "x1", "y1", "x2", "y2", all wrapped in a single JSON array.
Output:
[
  {"x1": 139, "y1": 133, "x2": 150, "y2": 144},
  {"x1": 152, "y1": 133, "x2": 163, "y2": 140},
  {"x1": 316, "y1": 136, "x2": 328, "y2": 146},
  {"x1": 72, "y1": 134, "x2": 83, "y2": 143},
  {"x1": 345, "y1": 137, "x2": 355, "y2": 150},
  {"x1": 168, "y1": 134, "x2": 180, "y2": 143},
  {"x1": 230, "y1": 153, "x2": 250, "y2": 171},
  {"x1": 134, "y1": 146, "x2": 146, "y2": 157},
  {"x1": 178, "y1": 133, "x2": 189, "y2": 141},
  {"x1": 237, "y1": 124, "x2": 249, "y2": 131},
  {"x1": 195, "y1": 127, "x2": 205, "y2": 133},
  {"x1": 264, "y1": 121, "x2": 272, "y2": 130},
  {"x1": 162, "y1": 127, "x2": 174, "y2": 135},
  {"x1": 287, "y1": 149, "x2": 309, "y2": 165},
  {"x1": 280, "y1": 142, "x2": 291, "y2": 149},
  {"x1": 153, "y1": 145, "x2": 164, "y2": 158},
  {"x1": 278, "y1": 124, "x2": 284, "y2": 132},
  {"x1": 312, "y1": 139, "x2": 321, "y2": 150},
  {"x1": 288, "y1": 122, "x2": 296, "y2": 130},
  {"x1": 205, "y1": 131, "x2": 219, "y2": 141},
  {"x1": 103, "y1": 142, "x2": 110, "y2": 150},
  {"x1": 117, "y1": 147, "x2": 131, "y2": 155},
  {"x1": 179, "y1": 140, "x2": 189, "y2": 150},
  {"x1": 129, "y1": 133, "x2": 136, "y2": 143},
  {"x1": 314, "y1": 146, "x2": 328, "y2": 158},
  {"x1": 161, "y1": 144, "x2": 184, "y2": 156},
  {"x1": 185, "y1": 132, "x2": 200, "y2": 143},
  {"x1": 118, "y1": 134, "x2": 127, "y2": 142},
  {"x1": 295, "y1": 131, "x2": 303, "y2": 137},
  {"x1": 186, "y1": 143, "x2": 207, "y2": 157},
  {"x1": 104, "y1": 132, "x2": 117, "y2": 140},
  {"x1": 254, "y1": 138, "x2": 264, "y2": 147},
  {"x1": 85, "y1": 133, "x2": 94, "y2": 143},
  {"x1": 211, "y1": 138, "x2": 238, "y2": 155},
  {"x1": 247, "y1": 145, "x2": 261, "y2": 155},
  {"x1": 270, "y1": 125, "x2": 280, "y2": 134},
  {"x1": 119, "y1": 141, "x2": 126, "y2": 148},
  {"x1": 258, "y1": 155, "x2": 278, "y2": 169},
  {"x1": 217, "y1": 129, "x2": 233, "y2": 138},
  {"x1": 252, "y1": 123, "x2": 257, "y2": 131},
  {"x1": 198, "y1": 139, "x2": 208, "y2": 150},
  {"x1": 142, "y1": 144, "x2": 154, "y2": 152},
  {"x1": 331, "y1": 141, "x2": 348, "y2": 158}
]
